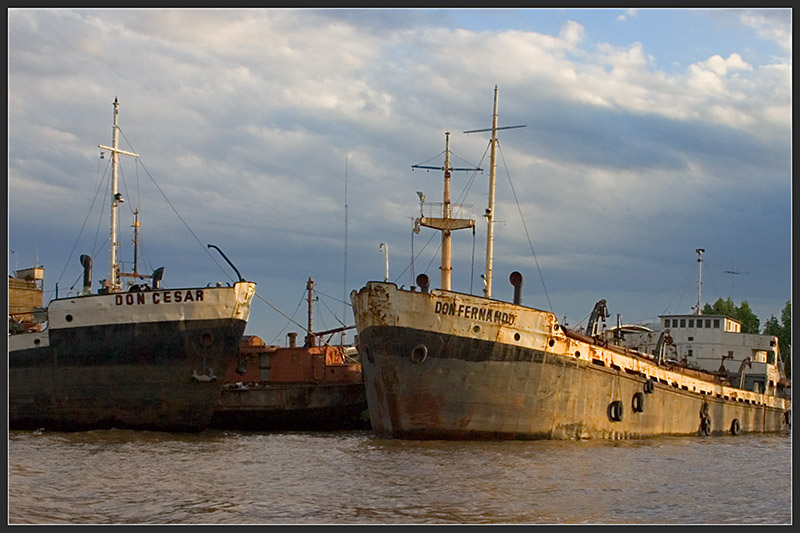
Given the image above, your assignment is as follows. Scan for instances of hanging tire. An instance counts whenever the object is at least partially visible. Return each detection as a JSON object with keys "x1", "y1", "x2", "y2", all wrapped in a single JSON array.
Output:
[
  {"x1": 701, "y1": 402, "x2": 710, "y2": 419},
  {"x1": 632, "y1": 392, "x2": 645, "y2": 413},
  {"x1": 700, "y1": 416, "x2": 711, "y2": 436},
  {"x1": 607, "y1": 400, "x2": 624, "y2": 422},
  {"x1": 730, "y1": 418, "x2": 740, "y2": 436},
  {"x1": 644, "y1": 379, "x2": 655, "y2": 394}
]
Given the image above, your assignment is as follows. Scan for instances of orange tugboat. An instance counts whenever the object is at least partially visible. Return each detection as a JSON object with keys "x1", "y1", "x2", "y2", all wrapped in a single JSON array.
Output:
[{"x1": 212, "y1": 278, "x2": 368, "y2": 431}]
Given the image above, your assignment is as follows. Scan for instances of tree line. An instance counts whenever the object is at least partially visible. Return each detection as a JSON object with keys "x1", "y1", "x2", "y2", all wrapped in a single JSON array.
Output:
[{"x1": 703, "y1": 298, "x2": 791, "y2": 378}]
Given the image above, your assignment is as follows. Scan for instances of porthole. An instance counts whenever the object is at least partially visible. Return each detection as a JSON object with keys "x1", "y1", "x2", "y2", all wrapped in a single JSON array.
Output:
[
  {"x1": 473, "y1": 325, "x2": 480, "y2": 333},
  {"x1": 514, "y1": 333, "x2": 520, "y2": 341},
  {"x1": 411, "y1": 344, "x2": 428, "y2": 364},
  {"x1": 65, "y1": 314, "x2": 73, "y2": 322},
  {"x1": 548, "y1": 339, "x2": 555, "y2": 347},
  {"x1": 200, "y1": 332, "x2": 214, "y2": 347},
  {"x1": 34, "y1": 338, "x2": 41, "y2": 345},
  {"x1": 574, "y1": 351, "x2": 581, "y2": 358}
]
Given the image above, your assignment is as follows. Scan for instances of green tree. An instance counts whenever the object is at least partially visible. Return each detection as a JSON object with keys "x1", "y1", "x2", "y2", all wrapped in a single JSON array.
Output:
[
  {"x1": 763, "y1": 300, "x2": 791, "y2": 378},
  {"x1": 703, "y1": 297, "x2": 760, "y2": 333}
]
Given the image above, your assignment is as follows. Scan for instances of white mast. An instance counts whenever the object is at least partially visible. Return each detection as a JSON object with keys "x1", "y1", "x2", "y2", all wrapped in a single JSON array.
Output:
[
  {"x1": 99, "y1": 98, "x2": 138, "y2": 293},
  {"x1": 484, "y1": 87, "x2": 499, "y2": 298},
  {"x1": 463, "y1": 86, "x2": 524, "y2": 299},
  {"x1": 695, "y1": 248, "x2": 704, "y2": 315}
]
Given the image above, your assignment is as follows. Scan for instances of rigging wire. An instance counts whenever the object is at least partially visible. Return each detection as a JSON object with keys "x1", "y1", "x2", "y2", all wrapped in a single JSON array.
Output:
[
  {"x1": 317, "y1": 293, "x2": 347, "y2": 329},
  {"x1": 394, "y1": 142, "x2": 488, "y2": 287},
  {"x1": 91, "y1": 166, "x2": 111, "y2": 261},
  {"x1": 314, "y1": 288, "x2": 353, "y2": 309},
  {"x1": 498, "y1": 142, "x2": 554, "y2": 315},
  {"x1": 256, "y1": 290, "x2": 349, "y2": 350},
  {"x1": 118, "y1": 128, "x2": 233, "y2": 282},
  {"x1": 470, "y1": 226, "x2": 476, "y2": 294},
  {"x1": 53, "y1": 154, "x2": 110, "y2": 292},
  {"x1": 392, "y1": 227, "x2": 438, "y2": 284},
  {"x1": 703, "y1": 261, "x2": 723, "y2": 305},
  {"x1": 266, "y1": 287, "x2": 308, "y2": 345},
  {"x1": 661, "y1": 264, "x2": 693, "y2": 315}
]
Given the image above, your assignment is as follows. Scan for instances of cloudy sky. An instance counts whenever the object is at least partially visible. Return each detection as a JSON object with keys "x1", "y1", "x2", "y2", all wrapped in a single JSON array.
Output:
[{"x1": 8, "y1": 8, "x2": 791, "y2": 345}]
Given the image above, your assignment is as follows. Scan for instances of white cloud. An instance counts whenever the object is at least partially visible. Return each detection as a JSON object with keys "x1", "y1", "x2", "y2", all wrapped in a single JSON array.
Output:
[
  {"x1": 7, "y1": 8, "x2": 791, "y2": 338},
  {"x1": 617, "y1": 9, "x2": 638, "y2": 23},
  {"x1": 739, "y1": 9, "x2": 792, "y2": 52}
]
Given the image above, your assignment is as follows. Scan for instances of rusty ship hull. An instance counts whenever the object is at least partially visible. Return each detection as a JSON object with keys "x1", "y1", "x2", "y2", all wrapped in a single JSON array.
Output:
[
  {"x1": 9, "y1": 283, "x2": 256, "y2": 432},
  {"x1": 211, "y1": 318, "x2": 368, "y2": 431},
  {"x1": 351, "y1": 282, "x2": 790, "y2": 440}
]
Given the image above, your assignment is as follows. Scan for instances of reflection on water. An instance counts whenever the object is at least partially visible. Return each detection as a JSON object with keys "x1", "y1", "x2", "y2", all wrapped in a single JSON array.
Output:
[{"x1": 8, "y1": 429, "x2": 791, "y2": 524}]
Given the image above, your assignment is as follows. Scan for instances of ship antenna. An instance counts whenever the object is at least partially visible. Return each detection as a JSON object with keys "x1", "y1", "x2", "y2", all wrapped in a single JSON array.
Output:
[
  {"x1": 695, "y1": 248, "x2": 704, "y2": 315},
  {"x1": 98, "y1": 97, "x2": 138, "y2": 293},
  {"x1": 306, "y1": 277, "x2": 315, "y2": 347},
  {"x1": 723, "y1": 261, "x2": 748, "y2": 300},
  {"x1": 132, "y1": 209, "x2": 141, "y2": 277},
  {"x1": 464, "y1": 86, "x2": 525, "y2": 299},
  {"x1": 343, "y1": 156, "x2": 348, "y2": 339}
]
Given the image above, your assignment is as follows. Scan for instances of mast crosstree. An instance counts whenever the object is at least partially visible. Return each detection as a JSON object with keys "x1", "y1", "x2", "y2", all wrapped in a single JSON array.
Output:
[{"x1": 413, "y1": 132, "x2": 480, "y2": 291}]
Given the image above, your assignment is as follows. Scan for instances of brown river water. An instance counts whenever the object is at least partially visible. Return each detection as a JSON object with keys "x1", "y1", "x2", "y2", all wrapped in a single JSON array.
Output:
[{"x1": 7, "y1": 429, "x2": 791, "y2": 525}]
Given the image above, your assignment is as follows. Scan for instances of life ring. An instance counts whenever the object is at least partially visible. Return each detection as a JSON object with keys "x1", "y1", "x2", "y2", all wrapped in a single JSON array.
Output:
[
  {"x1": 632, "y1": 392, "x2": 645, "y2": 413},
  {"x1": 644, "y1": 379, "x2": 655, "y2": 394},
  {"x1": 730, "y1": 418, "x2": 740, "y2": 436},
  {"x1": 607, "y1": 400, "x2": 624, "y2": 422}
]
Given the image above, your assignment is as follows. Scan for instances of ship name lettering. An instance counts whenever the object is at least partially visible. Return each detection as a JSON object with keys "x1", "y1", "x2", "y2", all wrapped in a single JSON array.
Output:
[
  {"x1": 434, "y1": 300, "x2": 515, "y2": 325},
  {"x1": 115, "y1": 290, "x2": 204, "y2": 306}
]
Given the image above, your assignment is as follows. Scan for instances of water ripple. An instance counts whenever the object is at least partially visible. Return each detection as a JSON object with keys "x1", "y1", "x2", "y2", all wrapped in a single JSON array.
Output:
[{"x1": 8, "y1": 429, "x2": 791, "y2": 524}]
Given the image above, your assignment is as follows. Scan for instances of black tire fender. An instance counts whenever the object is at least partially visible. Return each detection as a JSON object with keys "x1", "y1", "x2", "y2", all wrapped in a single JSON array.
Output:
[
  {"x1": 607, "y1": 400, "x2": 624, "y2": 422},
  {"x1": 632, "y1": 392, "x2": 645, "y2": 413}
]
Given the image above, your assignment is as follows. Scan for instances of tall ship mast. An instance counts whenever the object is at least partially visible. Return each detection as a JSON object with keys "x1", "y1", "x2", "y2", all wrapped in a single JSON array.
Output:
[
  {"x1": 98, "y1": 98, "x2": 140, "y2": 293},
  {"x1": 350, "y1": 87, "x2": 790, "y2": 440},
  {"x1": 9, "y1": 98, "x2": 257, "y2": 432},
  {"x1": 412, "y1": 131, "x2": 479, "y2": 290}
]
